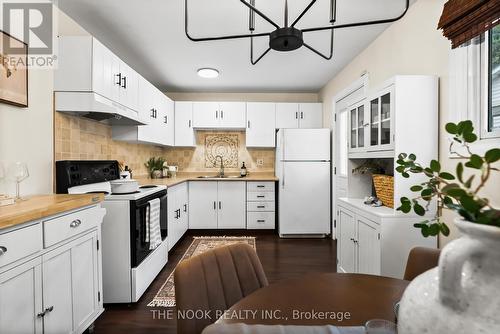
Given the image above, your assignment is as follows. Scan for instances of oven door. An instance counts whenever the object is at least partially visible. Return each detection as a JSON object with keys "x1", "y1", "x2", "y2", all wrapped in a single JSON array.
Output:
[{"x1": 130, "y1": 190, "x2": 167, "y2": 268}]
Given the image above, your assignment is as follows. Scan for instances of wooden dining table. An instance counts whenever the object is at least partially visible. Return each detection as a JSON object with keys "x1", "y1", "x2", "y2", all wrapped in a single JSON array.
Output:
[{"x1": 218, "y1": 273, "x2": 409, "y2": 327}]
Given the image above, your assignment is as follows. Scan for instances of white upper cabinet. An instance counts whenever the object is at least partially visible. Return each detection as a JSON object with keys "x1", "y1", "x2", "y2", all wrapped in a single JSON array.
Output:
[
  {"x1": 276, "y1": 103, "x2": 299, "y2": 128},
  {"x1": 298, "y1": 103, "x2": 323, "y2": 128},
  {"x1": 348, "y1": 99, "x2": 368, "y2": 153},
  {"x1": 175, "y1": 102, "x2": 195, "y2": 147},
  {"x1": 112, "y1": 77, "x2": 174, "y2": 146},
  {"x1": 367, "y1": 86, "x2": 395, "y2": 153},
  {"x1": 275, "y1": 103, "x2": 323, "y2": 129},
  {"x1": 55, "y1": 36, "x2": 141, "y2": 124},
  {"x1": 192, "y1": 102, "x2": 246, "y2": 129},
  {"x1": 246, "y1": 103, "x2": 276, "y2": 148}
]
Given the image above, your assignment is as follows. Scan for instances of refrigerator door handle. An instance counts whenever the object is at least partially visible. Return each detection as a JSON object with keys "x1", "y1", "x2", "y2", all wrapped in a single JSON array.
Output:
[{"x1": 282, "y1": 164, "x2": 285, "y2": 189}]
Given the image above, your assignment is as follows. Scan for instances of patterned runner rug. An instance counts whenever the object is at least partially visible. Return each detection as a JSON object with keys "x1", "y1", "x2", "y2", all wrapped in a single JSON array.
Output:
[{"x1": 147, "y1": 236, "x2": 256, "y2": 307}]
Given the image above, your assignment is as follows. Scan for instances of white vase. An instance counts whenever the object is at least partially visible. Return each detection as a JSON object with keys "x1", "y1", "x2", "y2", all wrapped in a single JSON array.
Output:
[{"x1": 398, "y1": 218, "x2": 500, "y2": 334}]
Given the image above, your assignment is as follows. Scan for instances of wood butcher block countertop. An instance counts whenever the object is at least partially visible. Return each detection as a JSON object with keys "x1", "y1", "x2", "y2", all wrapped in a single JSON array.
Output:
[
  {"x1": 136, "y1": 172, "x2": 278, "y2": 187},
  {"x1": 0, "y1": 194, "x2": 104, "y2": 231}
]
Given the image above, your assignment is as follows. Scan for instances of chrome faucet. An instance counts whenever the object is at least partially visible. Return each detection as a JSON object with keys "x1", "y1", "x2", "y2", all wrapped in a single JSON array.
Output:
[{"x1": 214, "y1": 155, "x2": 224, "y2": 177}]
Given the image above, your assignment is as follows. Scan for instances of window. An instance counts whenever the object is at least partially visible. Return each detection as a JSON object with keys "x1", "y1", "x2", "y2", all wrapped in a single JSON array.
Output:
[{"x1": 488, "y1": 25, "x2": 500, "y2": 133}]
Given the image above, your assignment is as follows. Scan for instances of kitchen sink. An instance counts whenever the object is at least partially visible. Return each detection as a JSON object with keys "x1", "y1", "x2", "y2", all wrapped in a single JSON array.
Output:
[{"x1": 196, "y1": 175, "x2": 244, "y2": 179}]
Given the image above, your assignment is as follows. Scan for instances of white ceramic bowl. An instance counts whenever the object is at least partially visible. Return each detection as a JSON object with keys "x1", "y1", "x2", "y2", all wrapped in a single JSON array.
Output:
[{"x1": 110, "y1": 179, "x2": 139, "y2": 194}]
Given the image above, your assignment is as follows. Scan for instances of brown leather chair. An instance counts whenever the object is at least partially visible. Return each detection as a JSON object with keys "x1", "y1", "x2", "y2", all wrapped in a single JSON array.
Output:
[
  {"x1": 174, "y1": 243, "x2": 268, "y2": 334},
  {"x1": 404, "y1": 247, "x2": 441, "y2": 281}
]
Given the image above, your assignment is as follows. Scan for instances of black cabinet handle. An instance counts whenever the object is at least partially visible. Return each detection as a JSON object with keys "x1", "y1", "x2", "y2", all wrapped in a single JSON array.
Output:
[
  {"x1": 248, "y1": 120, "x2": 251, "y2": 128},
  {"x1": 121, "y1": 76, "x2": 127, "y2": 89},
  {"x1": 257, "y1": 195, "x2": 265, "y2": 198},
  {"x1": 215, "y1": 110, "x2": 218, "y2": 119},
  {"x1": 257, "y1": 185, "x2": 265, "y2": 188},
  {"x1": 164, "y1": 115, "x2": 168, "y2": 124},
  {"x1": 218, "y1": 201, "x2": 222, "y2": 210},
  {"x1": 183, "y1": 204, "x2": 187, "y2": 212},
  {"x1": 221, "y1": 110, "x2": 224, "y2": 119},
  {"x1": 300, "y1": 111, "x2": 304, "y2": 119},
  {"x1": 189, "y1": 120, "x2": 192, "y2": 128},
  {"x1": 0, "y1": 246, "x2": 7, "y2": 255},
  {"x1": 257, "y1": 220, "x2": 265, "y2": 223},
  {"x1": 295, "y1": 111, "x2": 298, "y2": 119},
  {"x1": 150, "y1": 108, "x2": 155, "y2": 118},
  {"x1": 115, "y1": 73, "x2": 122, "y2": 85},
  {"x1": 214, "y1": 201, "x2": 217, "y2": 210},
  {"x1": 257, "y1": 205, "x2": 265, "y2": 209}
]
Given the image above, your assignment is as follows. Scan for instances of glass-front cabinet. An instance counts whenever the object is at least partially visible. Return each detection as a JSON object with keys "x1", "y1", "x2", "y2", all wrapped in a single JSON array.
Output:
[
  {"x1": 368, "y1": 86, "x2": 394, "y2": 152},
  {"x1": 348, "y1": 99, "x2": 368, "y2": 152}
]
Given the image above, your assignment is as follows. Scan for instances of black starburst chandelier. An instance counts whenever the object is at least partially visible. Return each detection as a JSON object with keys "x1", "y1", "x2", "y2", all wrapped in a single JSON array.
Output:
[{"x1": 185, "y1": 0, "x2": 409, "y2": 65}]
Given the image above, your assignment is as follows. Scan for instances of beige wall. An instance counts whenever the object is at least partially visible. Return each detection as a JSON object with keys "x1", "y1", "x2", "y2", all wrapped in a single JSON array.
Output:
[{"x1": 319, "y1": 0, "x2": 499, "y2": 246}]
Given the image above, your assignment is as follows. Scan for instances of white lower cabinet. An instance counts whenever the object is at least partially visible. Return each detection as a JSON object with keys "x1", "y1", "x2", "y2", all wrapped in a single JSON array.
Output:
[
  {"x1": 0, "y1": 258, "x2": 42, "y2": 334},
  {"x1": 189, "y1": 181, "x2": 246, "y2": 229},
  {"x1": 0, "y1": 205, "x2": 105, "y2": 334},
  {"x1": 337, "y1": 198, "x2": 436, "y2": 279},
  {"x1": 246, "y1": 182, "x2": 275, "y2": 229},
  {"x1": 168, "y1": 182, "x2": 189, "y2": 250}
]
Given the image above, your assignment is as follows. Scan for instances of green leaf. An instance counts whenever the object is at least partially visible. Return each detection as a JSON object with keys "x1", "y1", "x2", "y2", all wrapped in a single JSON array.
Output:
[
  {"x1": 446, "y1": 188, "x2": 467, "y2": 198},
  {"x1": 398, "y1": 153, "x2": 407, "y2": 160},
  {"x1": 395, "y1": 165, "x2": 405, "y2": 173},
  {"x1": 439, "y1": 172, "x2": 455, "y2": 180},
  {"x1": 445, "y1": 122, "x2": 458, "y2": 134},
  {"x1": 443, "y1": 196, "x2": 453, "y2": 206},
  {"x1": 421, "y1": 189, "x2": 433, "y2": 197},
  {"x1": 402, "y1": 172, "x2": 410, "y2": 178},
  {"x1": 441, "y1": 183, "x2": 460, "y2": 193},
  {"x1": 466, "y1": 154, "x2": 483, "y2": 169},
  {"x1": 428, "y1": 223, "x2": 441, "y2": 236},
  {"x1": 421, "y1": 225, "x2": 430, "y2": 237},
  {"x1": 460, "y1": 195, "x2": 480, "y2": 213},
  {"x1": 409, "y1": 153, "x2": 416, "y2": 161},
  {"x1": 396, "y1": 159, "x2": 405, "y2": 165},
  {"x1": 440, "y1": 223, "x2": 450, "y2": 236},
  {"x1": 398, "y1": 202, "x2": 412, "y2": 214},
  {"x1": 464, "y1": 175, "x2": 475, "y2": 188},
  {"x1": 463, "y1": 132, "x2": 477, "y2": 143},
  {"x1": 413, "y1": 203, "x2": 426, "y2": 216},
  {"x1": 458, "y1": 120, "x2": 473, "y2": 134},
  {"x1": 430, "y1": 160, "x2": 441, "y2": 173},
  {"x1": 485, "y1": 148, "x2": 500, "y2": 163},
  {"x1": 410, "y1": 185, "x2": 423, "y2": 192},
  {"x1": 456, "y1": 162, "x2": 464, "y2": 183}
]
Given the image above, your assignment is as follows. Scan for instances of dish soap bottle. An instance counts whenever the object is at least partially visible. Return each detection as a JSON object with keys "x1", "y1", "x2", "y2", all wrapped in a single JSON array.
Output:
[{"x1": 240, "y1": 162, "x2": 247, "y2": 177}]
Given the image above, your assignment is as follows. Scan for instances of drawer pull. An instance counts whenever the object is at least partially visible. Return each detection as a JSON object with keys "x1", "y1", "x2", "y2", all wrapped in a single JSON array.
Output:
[
  {"x1": 257, "y1": 195, "x2": 265, "y2": 198},
  {"x1": 37, "y1": 311, "x2": 46, "y2": 318},
  {"x1": 257, "y1": 220, "x2": 266, "y2": 223},
  {"x1": 257, "y1": 205, "x2": 266, "y2": 208},
  {"x1": 69, "y1": 219, "x2": 82, "y2": 228},
  {"x1": 45, "y1": 306, "x2": 54, "y2": 313},
  {"x1": 0, "y1": 246, "x2": 7, "y2": 255},
  {"x1": 257, "y1": 185, "x2": 265, "y2": 188}
]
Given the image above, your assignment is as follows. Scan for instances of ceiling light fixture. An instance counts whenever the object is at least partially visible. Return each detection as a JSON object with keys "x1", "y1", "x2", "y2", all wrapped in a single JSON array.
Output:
[
  {"x1": 185, "y1": 0, "x2": 410, "y2": 65},
  {"x1": 197, "y1": 68, "x2": 220, "y2": 78}
]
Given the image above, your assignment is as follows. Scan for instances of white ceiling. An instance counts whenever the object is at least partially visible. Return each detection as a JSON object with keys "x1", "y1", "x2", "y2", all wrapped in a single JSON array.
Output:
[{"x1": 57, "y1": 0, "x2": 413, "y2": 92}]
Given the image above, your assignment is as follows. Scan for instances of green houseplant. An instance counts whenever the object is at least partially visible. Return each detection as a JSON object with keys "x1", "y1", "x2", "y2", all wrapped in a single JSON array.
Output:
[
  {"x1": 395, "y1": 120, "x2": 500, "y2": 237},
  {"x1": 397, "y1": 121, "x2": 500, "y2": 334},
  {"x1": 145, "y1": 157, "x2": 166, "y2": 179}
]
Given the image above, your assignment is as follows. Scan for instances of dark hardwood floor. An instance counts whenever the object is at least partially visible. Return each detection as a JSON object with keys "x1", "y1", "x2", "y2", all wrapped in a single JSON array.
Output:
[{"x1": 93, "y1": 230, "x2": 336, "y2": 334}]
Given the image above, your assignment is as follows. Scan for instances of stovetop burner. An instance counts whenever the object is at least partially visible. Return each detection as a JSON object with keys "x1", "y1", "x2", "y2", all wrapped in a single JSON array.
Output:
[{"x1": 140, "y1": 185, "x2": 158, "y2": 189}]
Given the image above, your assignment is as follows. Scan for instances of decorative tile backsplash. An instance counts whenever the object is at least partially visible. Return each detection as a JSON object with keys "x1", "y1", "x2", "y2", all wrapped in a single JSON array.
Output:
[
  {"x1": 205, "y1": 134, "x2": 239, "y2": 168},
  {"x1": 54, "y1": 113, "x2": 275, "y2": 177}
]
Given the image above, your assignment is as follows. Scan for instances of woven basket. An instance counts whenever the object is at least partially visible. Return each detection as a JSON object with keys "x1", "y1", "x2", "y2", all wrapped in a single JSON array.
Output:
[{"x1": 372, "y1": 174, "x2": 394, "y2": 208}]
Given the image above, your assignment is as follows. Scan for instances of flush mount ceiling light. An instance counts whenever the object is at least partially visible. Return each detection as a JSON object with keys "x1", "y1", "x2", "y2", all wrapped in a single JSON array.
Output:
[
  {"x1": 197, "y1": 68, "x2": 220, "y2": 78},
  {"x1": 185, "y1": 0, "x2": 409, "y2": 65}
]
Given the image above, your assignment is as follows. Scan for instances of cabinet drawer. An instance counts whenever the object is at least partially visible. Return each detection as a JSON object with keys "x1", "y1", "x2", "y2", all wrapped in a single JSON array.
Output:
[
  {"x1": 247, "y1": 192, "x2": 275, "y2": 202},
  {"x1": 247, "y1": 182, "x2": 275, "y2": 193},
  {"x1": 247, "y1": 212, "x2": 275, "y2": 229},
  {"x1": 0, "y1": 224, "x2": 42, "y2": 268},
  {"x1": 43, "y1": 206, "x2": 105, "y2": 248},
  {"x1": 247, "y1": 202, "x2": 275, "y2": 212}
]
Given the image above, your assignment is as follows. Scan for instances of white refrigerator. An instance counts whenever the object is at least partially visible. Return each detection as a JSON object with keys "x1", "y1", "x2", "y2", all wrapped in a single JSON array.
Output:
[{"x1": 275, "y1": 129, "x2": 331, "y2": 237}]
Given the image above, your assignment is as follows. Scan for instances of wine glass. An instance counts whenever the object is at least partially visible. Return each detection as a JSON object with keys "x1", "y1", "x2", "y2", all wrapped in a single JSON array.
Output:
[{"x1": 8, "y1": 162, "x2": 29, "y2": 200}]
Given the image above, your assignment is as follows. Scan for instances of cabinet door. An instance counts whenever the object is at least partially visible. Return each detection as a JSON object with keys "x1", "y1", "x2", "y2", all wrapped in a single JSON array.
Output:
[
  {"x1": 175, "y1": 102, "x2": 195, "y2": 146},
  {"x1": 348, "y1": 100, "x2": 366, "y2": 153},
  {"x1": 71, "y1": 233, "x2": 99, "y2": 332},
  {"x1": 109, "y1": 53, "x2": 122, "y2": 103},
  {"x1": 137, "y1": 78, "x2": 158, "y2": 143},
  {"x1": 368, "y1": 86, "x2": 394, "y2": 152},
  {"x1": 168, "y1": 185, "x2": 181, "y2": 251},
  {"x1": 299, "y1": 103, "x2": 323, "y2": 128},
  {"x1": 193, "y1": 102, "x2": 219, "y2": 128},
  {"x1": 275, "y1": 103, "x2": 299, "y2": 128},
  {"x1": 157, "y1": 96, "x2": 174, "y2": 146},
  {"x1": 0, "y1": 259, "x2": 43, "y2": 334},
  {"x1": 217, "y1": 182, "x2": 246, "y2": 229},
  {"x1": 338, "y1": 207, "x2": 356, "y2": 273},
  {"x1": 179, "y1": 183, "x2": 189, "y2": 236},
  {"x1": 246, "y1": 102, "x2": 276, "y2": 147},
  {"x1": 219, "y1": 102, "x2": 246, "y2": 128},
  {"x1": 42, "y1": 248, "x2": 74, "y2": 334},
  {"x1": 189, "y1": 182, "x2": 218, "y2": 229},
  {"x1": 356, "y1": 217, "x2": 381, "y2": 275}
]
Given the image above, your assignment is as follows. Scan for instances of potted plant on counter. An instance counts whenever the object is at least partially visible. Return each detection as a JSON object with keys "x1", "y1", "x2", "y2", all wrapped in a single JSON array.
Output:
[
  {"x1": 395, "y1": 120, "x2": 500, "y2": 334},
  {"x1": 145, "y1": 157, "x2": 166, "y2": 179}
]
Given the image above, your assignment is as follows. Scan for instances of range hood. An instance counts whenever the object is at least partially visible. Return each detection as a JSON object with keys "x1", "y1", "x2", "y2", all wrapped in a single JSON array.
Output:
[{"x1": 55, "y1": 92, "x2": 146, "y2": 126}]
